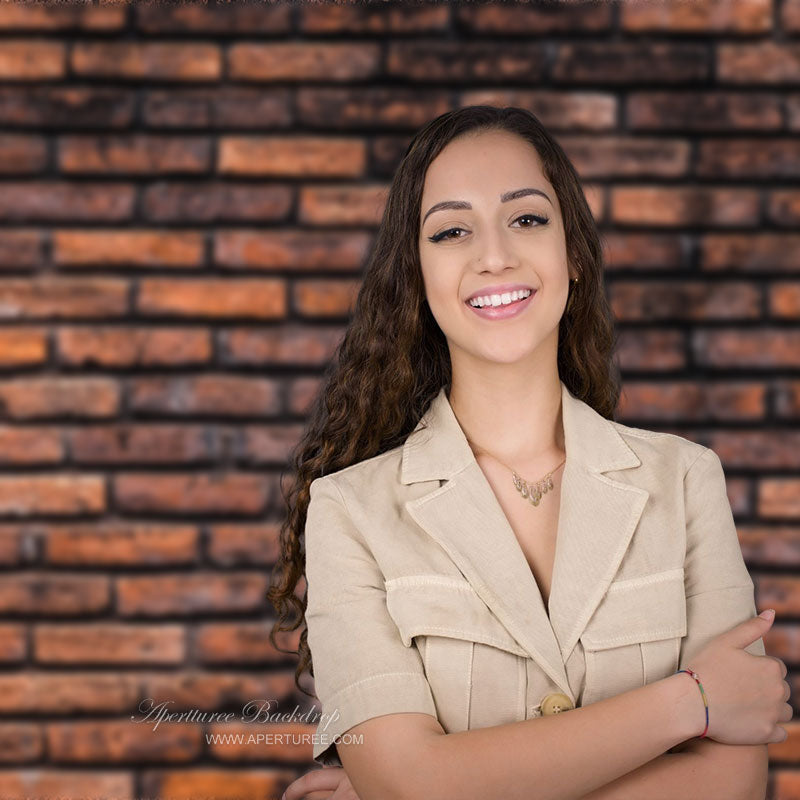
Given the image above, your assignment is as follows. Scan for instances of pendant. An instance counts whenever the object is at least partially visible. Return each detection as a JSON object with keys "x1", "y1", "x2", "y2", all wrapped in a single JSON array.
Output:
[{"x1": 513, "y1": 470, "x2": 555, "y2": 507}]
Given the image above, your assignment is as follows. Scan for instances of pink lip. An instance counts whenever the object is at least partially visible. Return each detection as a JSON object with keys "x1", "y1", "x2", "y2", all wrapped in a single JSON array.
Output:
[
  {"x1": 465, "y1": 282, "x2": 534, "y2": 302},
  {"x1": 466, "y1": 289, "x2": 536, "y2": 321}
]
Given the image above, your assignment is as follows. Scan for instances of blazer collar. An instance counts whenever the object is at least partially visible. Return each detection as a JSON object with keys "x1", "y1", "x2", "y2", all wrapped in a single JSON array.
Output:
[{"x1": 400, "y1": 380, "x2": 649, "y2": 701}]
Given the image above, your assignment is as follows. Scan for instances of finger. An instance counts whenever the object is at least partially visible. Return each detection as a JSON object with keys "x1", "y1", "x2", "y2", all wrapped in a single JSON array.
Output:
[{"x1": 283, "y1": 768, "x2": 345, "y2": 800}]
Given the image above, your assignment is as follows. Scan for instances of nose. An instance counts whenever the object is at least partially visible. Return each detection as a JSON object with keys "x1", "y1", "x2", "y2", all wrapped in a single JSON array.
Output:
[{"x1": 473, "y1": 227, "x2": 521, "y2": 273}]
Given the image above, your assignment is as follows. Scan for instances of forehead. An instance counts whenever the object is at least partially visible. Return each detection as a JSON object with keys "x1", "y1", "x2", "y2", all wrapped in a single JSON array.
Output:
[{"x1": 421, "y1": 130, "x2": 552, "y2": 203}]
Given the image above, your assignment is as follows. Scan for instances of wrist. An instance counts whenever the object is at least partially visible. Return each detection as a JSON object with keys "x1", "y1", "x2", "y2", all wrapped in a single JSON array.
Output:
[{"x1": 661, "y1": 671, "x2": 708, "y2": 743}]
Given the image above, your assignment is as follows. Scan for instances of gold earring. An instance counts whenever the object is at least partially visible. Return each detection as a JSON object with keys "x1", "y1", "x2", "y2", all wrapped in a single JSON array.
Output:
[{"x1": 566, "y1": 276, "x2": 579, "y2": 312}]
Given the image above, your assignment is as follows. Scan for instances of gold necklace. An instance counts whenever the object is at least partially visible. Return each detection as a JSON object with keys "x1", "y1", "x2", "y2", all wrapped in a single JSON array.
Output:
[{"x1": 468, "y1": 440, "x2": 566, "y2": 508}]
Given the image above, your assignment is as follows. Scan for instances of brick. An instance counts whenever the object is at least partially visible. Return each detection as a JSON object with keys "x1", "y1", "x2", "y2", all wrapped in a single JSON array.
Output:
[
  {"x1": 701, "y1": 234, "x2": 800, "y2": 270},
  {"x1": 459, "y1": 90, "x2": 616, "y2": 131},
  {"x1": 0, "y1": 376, "x2": 119, "y2": 418},
  {"x1": 0, "y1": 86, "x2": 135, "y2": 128},
  {"x1": 218, "y1": 324, "x2": 344, "y2": 366},
  {"x1": 58, "y1": 135, "x2": 211, "y2": 174},
  {"x1": 195, "y1": 622, "x2": 301, "y2": 664},
  {"x1": 293, "y1": 278, "x2": 360, "y2": 317},
  {"x1": 68, "y1": 425, "x2": 215, "y2": 464},
  {"x1": 553, "y1": 43, "x2": 709, "y2": 83},
  {"x1": 299, "y1": 184, "x2": 387, "y2": 225},
  {"x1": 54, "y1": 230, "x2": 204, "y2": 268},
  {"x1": 616, "y1": 381, "x2": 766, "y2": 422},
  {"x1": 0, "y1": 277, "x2": 128, "y2": 318},
  {"x1": 0, "y1": 772, "x2": 132, "y2": 800},
  {"x1": 207, "y1": 522, "x2": 281, "y2": 565},
  {"x1": 0, "y1": 4, "x2": 126, "y2": 30},
  {"x1": 0, "y1": 624, "x2": 26, "y2": 661},
  {"x1": 705, "y1": 432, "x2": 800, "y2": 469},
  {"x1": 47, "y1": 720, "x2": 200, "y2": 762},
  {"x1": 143, "y1": 182, "x2": 292, "y2": 222},
  {"x1": 0, "y1": 573, "x2": 109, "y2": 613},
  {"x1": 0, "y1": 327, "x2": 47, "y2": 365},
  {"x1": 297, "y1": 88, "x2": 451, "y2": 129},
  {"x1": 611, "y1": 186, "x2": 758, "y2": 226},
  {"x1": 786, "y1": 0, "x2": 800, "y2": 29},
  {"x1": 627, "y1": 91, "x2": 782, "y2": 130},
  {"x1": 72, "y1": 42, "x2": 221, "y2": 80},
  {"x1": 143, "y1": 671, "x2": 298, "y2": 709},
  {"x1": 0, "y1": 182, "x2": 134, "y2": 220},
  {"x1": 457, "y1": 3, "x2": 611, "y2": 32},
  {"x1": 229, "y1": 42, "x2": 380, "y2": 81},
  {"x1": 129, "y1": 375, "x2": 280, "y2": 416},
  {"x1": 768, "y1": 190, "x2": 800, "y2": 225},
  {"x1": 58, "y1": 326, "x2": 211, "y2": 367},
  {"x1": 0, "y1": 526, "x2": 24, "y2": 563},
  {"x1": 560, "y1": 136, "x2": 689, "y2": 178},
  {"x1": 35, "y1": 623, "x2": 184, "y2": 664},
  {"x1": 759, "y1": 482, "x2": 800, "y2": 518},
  {"x1": 0, "y1": 475, "x2": 105, "y2": 515},
  {"x1": 136, "y1": 2, "x2": 290, "y2": 33},
  {"x1": 45, "y1": 523, "x2": 198, "y2": 565},
  {"x1": 116, "y1": 572, "x2": 269, "y2": 615},
  {"x1": 718, "y1": 43, "x2": 800, "y2": 82},
  {"x1": 621, "y1": 0, "x2": 771, "y2": 32},
  {"x1": 218, "y1": 136, "x2": 366, "y2": 177},
  {"x1": 770, "y1": 283, "x2": 800, "y2": 318},
  {"x1": 737, "y1": 525, "x2": 800, "y2": 566},
  {"x1": 214, "y1": 230, "x2": 370, "y2": 270},
  {"x1": 0, "y1": 229, "x2": 43, "y2": 268},
  {"x1": 775, "y1": 380, "x2": 800, "y2": 418},
  {"x1": 615, "y1": 329, "x2": 687, "y2": 370},
  {"x1": 238, "y1": 424, "x2": 304, "y2": 466},
  {"x1": 287, "y1": 376, "x2": 322, "y2": 414},
  {"x1": 388, "y1": 40, "x2": 546, "y2": 82},
  {"x1": 610, "y1": 281, "x2": 760, "y2": 321},
  {"x1": 113, "y1": 472, "x2": 271, "y2": 515},
  {"x1": 0, "y1": 40, "x2": 65, "y2": 79},
  {"x1": 0, "y1": 427, "x2": 62, "y2": 463},
  {"x1": 143, "y1": 87, "x2": 292, "y2": 129},
  {"x1": 0, "y1": 133, "x2": 46, "y2": 172},
  {"x1": 0, "y1": 723, "x2": 41, "y2": 761},
  {"x1": 697, "y1": 139, "x2": 800, "y2": 177},
  {"x1": 137, "y1": 279, "x2": 286, "y2": 319},
  {"x1": 0, "y1": 673, "x2": 139, "y2": 712},
  {"x1": 694, "y1": 329, "x2": 800, "y2": 369},
  {"x1": 601, "y1": 232, "x2": 687, "y2": 270},
  {"x1": 207, "y1": 720, "x2": 316, "y2": 763},
  {"x1": 141, "y1": 768, "x2": 291, "y2": 800},
  {"x1": 299, "y1": 3, "x2": 449, "y2": 33}
]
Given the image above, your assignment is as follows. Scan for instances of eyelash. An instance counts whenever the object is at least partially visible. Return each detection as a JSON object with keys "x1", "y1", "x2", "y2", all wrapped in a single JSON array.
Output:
[{"x1": 426, "y1": 213, "x2": 550, "y2": 244}]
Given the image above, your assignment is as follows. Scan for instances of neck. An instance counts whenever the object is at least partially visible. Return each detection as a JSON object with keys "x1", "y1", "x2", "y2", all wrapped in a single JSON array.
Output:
[{"x1": 447, "y1": 370, "x2": 565, "y2": 472}]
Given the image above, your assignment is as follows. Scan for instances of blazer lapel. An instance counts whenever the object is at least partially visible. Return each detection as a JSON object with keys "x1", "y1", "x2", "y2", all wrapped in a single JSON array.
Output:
[{"x1": 401, "y1": 380, "x2": 650, "y2": 700}]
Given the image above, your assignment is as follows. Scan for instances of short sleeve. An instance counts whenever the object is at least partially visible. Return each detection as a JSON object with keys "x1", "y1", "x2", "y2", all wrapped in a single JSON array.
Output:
[
  {"x1": 678, "y1": 446, "x2": 765, "y2": 672},
  {"x1": 304, "y1": 476, "x2": 437, "y2": 767}
]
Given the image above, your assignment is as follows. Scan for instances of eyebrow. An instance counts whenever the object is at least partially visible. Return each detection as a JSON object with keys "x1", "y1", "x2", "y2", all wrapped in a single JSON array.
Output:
[{"x1": 422, "y1": 187, "x2": 553, "y2": 226}]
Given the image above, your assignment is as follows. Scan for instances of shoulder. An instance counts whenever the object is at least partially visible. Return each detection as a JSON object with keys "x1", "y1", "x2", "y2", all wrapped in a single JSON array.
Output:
[
  {"x1": 608, "y1": 418, "x2": 709, "y2": 477},
  {"x1": 310, "y1": 442, "x2": 406, "y2": 504}
]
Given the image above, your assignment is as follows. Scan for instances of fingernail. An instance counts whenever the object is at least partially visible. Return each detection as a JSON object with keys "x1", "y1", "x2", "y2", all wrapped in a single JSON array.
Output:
[{"x1": 759, "y1": 608, "x2": 775, "y2": 620}]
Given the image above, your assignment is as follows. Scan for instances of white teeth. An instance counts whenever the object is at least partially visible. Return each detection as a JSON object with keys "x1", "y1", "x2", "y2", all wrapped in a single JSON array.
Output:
[{"x1": 468, "y1": 288, "x2": 532, "y2": 308}]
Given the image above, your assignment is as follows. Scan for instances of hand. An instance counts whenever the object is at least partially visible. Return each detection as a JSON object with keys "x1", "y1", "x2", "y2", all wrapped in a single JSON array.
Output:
[
  {"x1": 686, "y1": 609, "x2": 793, "y2": 745},
  {"x1": 283, "y1": 766, "x2": 361, "y2": 800}
]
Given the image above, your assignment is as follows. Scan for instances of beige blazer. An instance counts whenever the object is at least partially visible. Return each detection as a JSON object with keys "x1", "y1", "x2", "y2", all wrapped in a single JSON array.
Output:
[{"x1": 304, "y1": 380, "x2": 765, "y2": 767}]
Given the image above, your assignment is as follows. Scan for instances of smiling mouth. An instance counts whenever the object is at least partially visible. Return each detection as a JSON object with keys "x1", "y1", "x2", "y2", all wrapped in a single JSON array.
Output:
[{"x1": 466, "y1": 288, "x2": 533, "y2": 309}]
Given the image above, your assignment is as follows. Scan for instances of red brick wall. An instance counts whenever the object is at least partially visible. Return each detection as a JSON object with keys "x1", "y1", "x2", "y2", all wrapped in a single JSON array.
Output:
[{"x1": 0, "y1": 0, "x2": 797, "y2": 798}]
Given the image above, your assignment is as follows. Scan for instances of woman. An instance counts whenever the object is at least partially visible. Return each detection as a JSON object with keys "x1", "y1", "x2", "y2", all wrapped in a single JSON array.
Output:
[{"x1": 268, "y1": 106, "x2": 791, "y2": 800}]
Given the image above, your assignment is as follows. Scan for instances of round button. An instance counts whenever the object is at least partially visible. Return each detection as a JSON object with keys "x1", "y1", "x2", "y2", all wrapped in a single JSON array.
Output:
[{"x1": 540, "y1": 692, "x2": 574, "y2": 715}]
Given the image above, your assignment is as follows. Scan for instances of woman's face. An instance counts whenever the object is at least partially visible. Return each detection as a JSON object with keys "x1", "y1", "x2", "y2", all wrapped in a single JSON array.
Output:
[{"x1": 418, "y1": 129, "x2": 574, "y2": 368}]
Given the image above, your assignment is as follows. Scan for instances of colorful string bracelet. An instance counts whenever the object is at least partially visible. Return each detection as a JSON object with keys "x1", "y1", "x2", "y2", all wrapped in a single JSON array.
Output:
[{"x1": 675, "y1": 667, "x2": 709, "y2": 739}]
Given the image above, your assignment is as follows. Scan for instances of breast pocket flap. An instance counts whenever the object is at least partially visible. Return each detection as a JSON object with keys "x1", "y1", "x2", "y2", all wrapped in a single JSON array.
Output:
[
  {"x1": 385, "y1": 576, "x2": 527, "y2": 657},
  {"x1": 581, "y1": 568, "x2": 687, "y2": 651}
]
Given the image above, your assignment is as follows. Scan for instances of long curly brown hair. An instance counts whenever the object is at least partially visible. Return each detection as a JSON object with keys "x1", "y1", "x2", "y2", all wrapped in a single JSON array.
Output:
[{"x1": 267, "y1": 105, "x2": 621, "y2": 697}]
